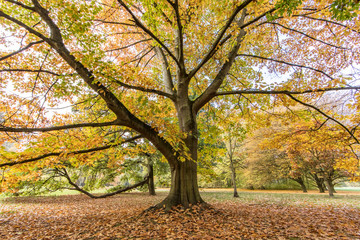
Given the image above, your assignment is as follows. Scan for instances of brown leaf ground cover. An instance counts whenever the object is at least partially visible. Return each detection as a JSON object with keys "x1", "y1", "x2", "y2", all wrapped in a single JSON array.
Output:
[{"x1": 1, "y1": 191, "x2": 360, "y2": 239}]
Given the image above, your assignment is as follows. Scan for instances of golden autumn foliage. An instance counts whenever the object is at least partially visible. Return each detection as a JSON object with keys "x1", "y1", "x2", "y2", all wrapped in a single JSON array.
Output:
[{"x1": 0, "y1": 0, "x2": 359, "y2": 207}]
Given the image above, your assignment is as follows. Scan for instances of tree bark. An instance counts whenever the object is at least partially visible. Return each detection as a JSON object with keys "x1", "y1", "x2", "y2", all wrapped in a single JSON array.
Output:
[
  {"x1": 324, "y1": 178, "x2": 334, "y2": 197},
  {"x1": 328, "y1": 181, "x2": 336, "y2": 193},
  {"x1": 313, "y1": 174, "x2": 325, "y2": 193},
  {"x1": 155, "y1": 160, "x2": 204, "y2": 210},
  {"x1": 230, "y1": 157, "x2": 239, "y2": 197},
  {"x1": 152, "y1": 76, "x2": 205, "y2": 210},
  {"x1": 299, "y1": 181, "x2": 307, "y2": 193},
  {"x1": 147, "y1": 158, "x2": 156, "y2": 196},
  {"x1": 293, "y1": 177, "x2": 307, "y2": 193}
]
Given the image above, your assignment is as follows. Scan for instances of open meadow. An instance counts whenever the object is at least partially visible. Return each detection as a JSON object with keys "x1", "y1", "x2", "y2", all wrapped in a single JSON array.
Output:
[{"x1": 1, "y1": 189, "x2": 360, "y2": 239}]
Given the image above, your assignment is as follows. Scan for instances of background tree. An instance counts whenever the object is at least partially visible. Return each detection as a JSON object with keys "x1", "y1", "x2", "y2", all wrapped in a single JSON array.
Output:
[
  {"x1": 284, "y1": 122, "x2": 352, "y2": 196},
  {"x1": 243, "y1": 127, "x2": 305, "y2": 191},
  {"x1": 0, "y1": 0, "x2": 360, "y2": 209},
  {"x1": 218, "y1": 110, "x2": 247, "y2": 197},
  {"x1": 258, "y1": 108, "x2": 354, "y2": 195}
]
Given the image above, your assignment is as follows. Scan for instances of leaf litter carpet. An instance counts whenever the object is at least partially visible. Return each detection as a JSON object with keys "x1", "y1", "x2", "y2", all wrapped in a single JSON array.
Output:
[{"x1": 0, "y1": 192, "x2": 359, "y2": 239}]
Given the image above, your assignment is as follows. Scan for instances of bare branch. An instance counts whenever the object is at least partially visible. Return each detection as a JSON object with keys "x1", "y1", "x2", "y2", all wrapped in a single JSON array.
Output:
[
  {"x1": 301, "y1": 16, "x2": 360, "y2": 35},
  {"x1": 0, "y1": 40, "x2": 44, "y2": 61},
  {"x1": 265, "y1": 22, "x2": 348, "y2": 50},
  {"x1": 0, "y1": 135, "x2": 142, "y2": 168},
  {"x1": 112, "y1": 78, "x2": 175, "y2": 100},
  {"x1": 286, "y1": 94, "x2": 359, "y2": 144},
  {"x1": 93, "y1": 19, "x2": 136, "y2": 27},
  {"x1": 0, "y1": 69, "x2": 60, "y2": 76},
  {"x1": 105, "y1": 38, "x2": 152, "y2": 52},
  {"x1": 153, "y1": 2, "x2": 173, "y2": 25},
  {"x1": 0, "y1": 68, "x2": 76, "y2": 77},
  {"x1": 215, "y1": 86, "x2": 360, "y2": 96},
  {"x1": 237, "y1": 54, "x2": 334, "y2": 79}
]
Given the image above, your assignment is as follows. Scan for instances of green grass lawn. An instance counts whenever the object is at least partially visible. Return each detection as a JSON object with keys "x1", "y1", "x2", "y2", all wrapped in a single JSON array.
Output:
[
  {"x1": 201, "y1": 191, "x2": 360, "y2": 209},
  {"x1": 2, "y1": 188, "x2": 360, "y2": 209},
  {"x1": 335, "y1": 187, "x2": 360, "y2": 192}
]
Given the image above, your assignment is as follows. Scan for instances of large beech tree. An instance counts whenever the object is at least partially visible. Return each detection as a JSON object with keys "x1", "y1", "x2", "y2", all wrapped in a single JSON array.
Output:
[{"x1": 1, "y1": 0, "x2": 360, "y2": 209}]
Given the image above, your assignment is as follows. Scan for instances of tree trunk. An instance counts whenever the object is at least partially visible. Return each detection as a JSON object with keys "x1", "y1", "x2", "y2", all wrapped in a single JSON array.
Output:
[
  {"x1": 155, "y1": 160, "x2": 204, "y2": 211},
  {"x1": 154, "y1": 84, "x2": 204, "y2": 210},
  {"x1": 324, "y1": 178, "x2": 334, "y2": 197},
  {"x1": 230, "y1": 157, "x2": 239, "y2": 197},
  {"x1": 313, "y1": 174, "x2": 325, "y2": 193},
  {"x1": 300, "y1": 181, "x2": 307, "y2": 193},
  {"x1": 293, "y1": 177, "x2": 307, "y2": 193},
  {"x1": 147, "y1": 158, "x2": 156, "y2": 196},
  {"x1": 329, "y1": 181, "x2": 336, "y2": 193}
]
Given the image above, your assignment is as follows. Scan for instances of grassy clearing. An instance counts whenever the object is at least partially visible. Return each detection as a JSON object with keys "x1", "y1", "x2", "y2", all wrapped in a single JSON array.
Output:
[
  {"x1": 336, "y1": 187, "x2": 360, "y2": 192},
  {"x1": 2, "y1": 188, "x2": 360, "y2": 208},
  {"x1": 201, "y1": 190, "x2": 360, "y2": 209}
]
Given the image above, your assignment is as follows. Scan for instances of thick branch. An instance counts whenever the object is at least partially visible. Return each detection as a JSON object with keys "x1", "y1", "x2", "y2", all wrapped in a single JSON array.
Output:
[
  {"x1": 237, "y1": 54, "x2": 334, "y2": 79},
  {"x1": 169, "y1": 0, "x2": 184, "y2": 69},
  {"x1": 193, "y1": 11, "x2": 247, "y2": 113},
  {"x1": 154, "y1": 47, "x2": 175, "y2": 95},
  {"x1": 215, "y1": 8, "x2": 276, "y2": 49},
  {"x1": 60, "y1": 167, "x2": 149, "y2": 199},
  {"x1": 0, "y1": 136, "x2": 142, "y2": 168},
  {"x1": 188, "y1": 0, "x2": 254, "y2": 80},
  {"x1": 0, "y1": 40, "x2": 44, "y2": 61},
  {"x1": 2, "y1": 0, "x2": 179, "y2": 166},
  {"x1": 0, "y1": 121, "x2": 118, "y2": 133}
]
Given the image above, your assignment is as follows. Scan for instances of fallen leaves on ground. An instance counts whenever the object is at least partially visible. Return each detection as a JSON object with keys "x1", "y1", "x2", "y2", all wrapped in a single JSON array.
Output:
[{"x1": 1, "y1": 192, "x2": 359, "y2": 239}]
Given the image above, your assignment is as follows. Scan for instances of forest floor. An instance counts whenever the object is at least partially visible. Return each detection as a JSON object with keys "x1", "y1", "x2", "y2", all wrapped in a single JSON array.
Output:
[{"x1": 1, "y1": 190, "x2": 360, "y2": 239}]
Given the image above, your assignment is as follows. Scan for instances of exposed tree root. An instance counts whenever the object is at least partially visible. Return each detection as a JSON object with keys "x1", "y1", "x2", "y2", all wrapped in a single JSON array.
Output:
[{"x1": 142, "y1": 201, "x2": 213, "y2": 215}]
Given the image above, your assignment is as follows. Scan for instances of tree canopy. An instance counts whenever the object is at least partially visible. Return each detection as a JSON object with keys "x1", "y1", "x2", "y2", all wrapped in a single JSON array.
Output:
[{"x1": 0, "y1": 0, "x2": 360, "y2": 209}]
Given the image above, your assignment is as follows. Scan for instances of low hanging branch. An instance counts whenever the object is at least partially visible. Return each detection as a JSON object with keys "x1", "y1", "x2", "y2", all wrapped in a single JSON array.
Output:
[
  {"x1": 0, "y1": 135, "x2": 142, "y2": 167},
  {"x1": 58, "y1": 168, "x2": 149, "y2": 199}
]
